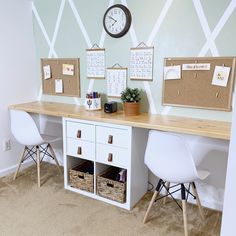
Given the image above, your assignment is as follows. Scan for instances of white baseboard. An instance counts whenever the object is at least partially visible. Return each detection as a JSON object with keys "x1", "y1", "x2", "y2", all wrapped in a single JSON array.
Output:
[
  {"x1": 157, "y1": 188, "x2": 223, "y2": 211},
  {"x1": 0, "y1": 158, "x2": 63, "y2": 178},
  {"x1": 0, "y1": 159, "x2": 34, "y2": 178}
]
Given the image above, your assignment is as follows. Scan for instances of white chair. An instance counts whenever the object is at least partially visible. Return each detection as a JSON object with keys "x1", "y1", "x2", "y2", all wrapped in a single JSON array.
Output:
[
  {"x1": 10, "y1": 109, "x2": 62, "y2": 187},
  {"x1": 143, "y1": 130, "x2": 210, "y2": 236}
]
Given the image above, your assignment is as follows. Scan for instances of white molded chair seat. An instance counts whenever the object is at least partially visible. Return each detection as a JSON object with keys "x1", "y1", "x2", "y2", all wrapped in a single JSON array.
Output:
[
  {"x1": 10, "y1": 109, "x2": 62, "y2": 187},
  {"x1": 143, "y1": 130, "x2": 210, "y2": 236}
]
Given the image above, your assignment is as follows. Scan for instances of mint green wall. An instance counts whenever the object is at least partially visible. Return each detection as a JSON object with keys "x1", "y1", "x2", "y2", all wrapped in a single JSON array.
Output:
[{"x1": 32, "y1": 0, "x2": 236, "y2": 121}]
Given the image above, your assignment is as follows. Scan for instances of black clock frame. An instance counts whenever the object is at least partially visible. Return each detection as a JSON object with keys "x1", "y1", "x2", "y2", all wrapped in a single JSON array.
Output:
[{"x1": 103, "y1": 4, "x2": 132, "y2": 38}]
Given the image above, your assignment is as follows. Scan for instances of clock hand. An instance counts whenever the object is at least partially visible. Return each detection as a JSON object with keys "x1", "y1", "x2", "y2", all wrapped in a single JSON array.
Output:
[{"x1": 109, "y1": 16, "x2": 117, "y2": 22}]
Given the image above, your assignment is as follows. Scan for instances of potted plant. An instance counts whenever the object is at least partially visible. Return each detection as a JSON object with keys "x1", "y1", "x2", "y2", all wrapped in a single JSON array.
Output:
[{"x1": 121, "y1": 87, "x2": 141, "y2": 116}]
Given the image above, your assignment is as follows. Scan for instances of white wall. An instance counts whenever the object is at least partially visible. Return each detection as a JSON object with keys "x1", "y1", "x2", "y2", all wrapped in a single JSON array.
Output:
[
  {"x1": 221, "y1": 99, "x2": 236, "y2": 235},
  {"x1": 0, "y1": 0, "x2": 38, "y2": 176}
]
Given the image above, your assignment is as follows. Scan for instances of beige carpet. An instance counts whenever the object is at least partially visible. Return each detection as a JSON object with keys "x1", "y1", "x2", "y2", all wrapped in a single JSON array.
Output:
[{"x1": 0, "y1": 163, "x2": 221, "y2": 236}]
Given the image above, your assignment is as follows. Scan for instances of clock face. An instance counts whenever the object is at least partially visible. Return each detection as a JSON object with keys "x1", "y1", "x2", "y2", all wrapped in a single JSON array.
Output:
[{"x1": 103, "y1": 4, "x2": 131, "y2": 38}]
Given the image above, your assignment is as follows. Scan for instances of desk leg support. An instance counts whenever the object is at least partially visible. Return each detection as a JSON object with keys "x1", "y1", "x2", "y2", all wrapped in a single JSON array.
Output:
[{"x1": 163, "y1": 182, "x2": 170, "y2": 204}]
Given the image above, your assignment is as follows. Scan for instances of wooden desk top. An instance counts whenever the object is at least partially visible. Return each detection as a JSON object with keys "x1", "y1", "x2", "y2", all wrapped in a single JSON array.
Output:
[{"x1": 9, "y1": 101, "x2": 231, "y2": 140}]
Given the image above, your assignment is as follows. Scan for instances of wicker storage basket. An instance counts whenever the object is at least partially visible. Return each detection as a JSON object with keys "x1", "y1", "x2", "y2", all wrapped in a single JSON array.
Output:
[
  {"x1": 69, "y1": 161, "x2": 94, "y2": 193},
  {"x1": 97, "y1": 167, "x2": 126, "y2": 203}
]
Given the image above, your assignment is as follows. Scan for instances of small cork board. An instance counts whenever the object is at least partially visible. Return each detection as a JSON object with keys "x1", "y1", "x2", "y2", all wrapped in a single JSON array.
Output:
[
  {"x1": 41, "y1": 58, "x2": 80, "y2": 97},
  {"x1": 162, "y1": 57, "x2": 236, "y2": 111}
]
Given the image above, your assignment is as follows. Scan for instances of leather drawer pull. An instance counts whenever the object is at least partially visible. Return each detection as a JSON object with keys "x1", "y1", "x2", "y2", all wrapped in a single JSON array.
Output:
[
  {"x1": 108, "y1": 153, "x2": 113, "y2": 162},
  {"x1": 108, "y1": 135, "x2": 113, "y2": 144},
  {"x1": 77, "y1": 130, "x2": 81, "y2": 138},
  {"x1": 77, "y1": 147, "x2": 82, "y2": 155}
]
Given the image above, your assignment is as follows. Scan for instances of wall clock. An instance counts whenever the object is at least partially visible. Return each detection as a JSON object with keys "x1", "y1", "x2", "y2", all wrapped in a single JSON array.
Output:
[{"x1": 103, "y1": 4, "x2": 132, "y2": 38}]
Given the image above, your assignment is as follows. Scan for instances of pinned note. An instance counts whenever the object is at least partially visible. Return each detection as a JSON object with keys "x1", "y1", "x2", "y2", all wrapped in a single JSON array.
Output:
[
  {"x1": 212, "y1": 66, "x2": 231, "y2": 87},
  {"x1": 55, "y1": 79, "x2": 63, "y2": 93},
  {"x1": 62, "y1": 64, "x2": 74, "y2": 76},
  {"x1": 182, "y1": 63, "x2": 210, "y2": 71},
  {"x1": 43, "y1": 65, "x2": 51, "y2": 79},
  {"x1": 164, "y1": 65, "x2": 181, "y2": 80}
]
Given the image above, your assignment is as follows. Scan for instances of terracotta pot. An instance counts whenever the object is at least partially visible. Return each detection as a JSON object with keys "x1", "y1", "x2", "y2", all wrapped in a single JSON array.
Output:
[{"x1": 123, "y1": 102, "x2": 140, "y2": 116}]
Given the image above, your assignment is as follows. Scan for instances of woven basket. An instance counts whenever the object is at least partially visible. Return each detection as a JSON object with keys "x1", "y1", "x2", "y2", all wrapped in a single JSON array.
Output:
[
  {"x1": 97, "y1": 167, "x2": 126, "y2": 203},
  {"x1": 69, "y1": 161, "x2": 94, "y2": 193}
]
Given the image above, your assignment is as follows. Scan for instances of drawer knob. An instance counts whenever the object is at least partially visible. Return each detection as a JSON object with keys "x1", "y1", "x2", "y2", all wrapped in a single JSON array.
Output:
[
  {"x1": 108, "y1": 135, "x2": 113, "y2": 144},
  {"x1": 77, "y1": 147, "x2": 82, "y2": 155},
  {"x1": 108, "y1": 153, "x2": 113, "y2": 162},
  {"x1": 77, "y1": 130, "x2": 81, "y2": 138}
]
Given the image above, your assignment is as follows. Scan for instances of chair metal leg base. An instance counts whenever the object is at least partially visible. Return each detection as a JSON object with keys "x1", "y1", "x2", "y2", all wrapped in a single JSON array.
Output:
[
  {"x1": 13, "y1": 143, "x2": 61, "y2": 187},
  {"x1": 163, "y1": 182, "x2": 170, "y2": 204}
]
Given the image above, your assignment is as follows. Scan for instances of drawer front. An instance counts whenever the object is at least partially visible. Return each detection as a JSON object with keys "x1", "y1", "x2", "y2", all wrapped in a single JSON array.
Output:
[
  {"x1": 67, "y1": 138, "x2": 95, "y2": 161},
  {"x1": 96, "y1": 144, "x2": 129, "y2": 167},
  {"x1": 96, "y1": 126, "x2": 129, "y2": 148},
  {"x1": 66, "y1": 121, "x2": 95, "y2": 142}
]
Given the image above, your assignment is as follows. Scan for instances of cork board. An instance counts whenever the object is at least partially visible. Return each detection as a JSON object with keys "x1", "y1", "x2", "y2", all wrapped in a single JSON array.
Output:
[
  {"x1": 41, "y1": 58, "x2": 80, "y2": 97},
  {"x1": 162, "y1": 57, "x2": 236, "y2": 111}
]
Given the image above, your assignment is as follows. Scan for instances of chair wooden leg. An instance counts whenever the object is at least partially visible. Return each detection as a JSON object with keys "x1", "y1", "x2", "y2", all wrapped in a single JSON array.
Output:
[
  {"x1": 143, "y1": 179, "x2": 163, "y2": 224},
  {"x1": 48, "y1": 143, "x2": 62, "y2": 175},
  {"x1": 182, "y1": 199, "x2": 188, "y2": 236},
  {"x1": 143, "y1": 190, "x2": 159, "y2": 224},
  {"x1": 36, "y1": 146, "x2": 41, "y2": 188},
  {"x1": 13, "y1": 146, "x2": 26, "y2": 180},
  {"x1": 191, "y1": 182, "x2": 204, "y2": 220},
  {"x1": 163, "y1": 182, "x2": 170, "y2": 204},
  {"x1": 181, "y1": 184, "x2": 188, "y2": 236}
]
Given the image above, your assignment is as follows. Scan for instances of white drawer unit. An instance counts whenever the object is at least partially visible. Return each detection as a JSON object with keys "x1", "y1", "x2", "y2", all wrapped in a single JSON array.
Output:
[
  {"x1": 63, "y1": 117, "x2": 148, "y2": 210},
  {"x1": 66, "y1": 121, "x2": 95, "y2": 142},
  {"x1": 96, "y1": 126, "x2": 129, "y2": 148},
  {"x1": 67, "y1": 138, "x2": 95, "y2": 161},
  {"x1": 96, "y1": 144, "x2": 129, "y2": 168}
]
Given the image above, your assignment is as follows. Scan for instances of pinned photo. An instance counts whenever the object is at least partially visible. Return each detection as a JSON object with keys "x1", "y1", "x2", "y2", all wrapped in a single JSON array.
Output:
[
  {"x1": 164, "y1": 65, "x2": 181, "y2": 80},
  {"x1": 212, "y1": 66, "x2": 230, "y2": 87},
  {"x1": 62, "y1": 64, "x2": 74, "y2": 76}
]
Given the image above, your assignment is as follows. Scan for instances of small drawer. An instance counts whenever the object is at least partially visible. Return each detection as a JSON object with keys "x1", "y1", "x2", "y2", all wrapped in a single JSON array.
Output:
[
  {"x1": 67, "y1": 138, "x2": 95, "y2": 160},
  {"x1": 96, "y1": 126, "x2": 129, "y2": 148},
  {"x1": 96, "y1": 144, "x2": 129, "y2": 168},
  {"x1": 66, "y1": 121, "x2": 95, "y2": 142}
]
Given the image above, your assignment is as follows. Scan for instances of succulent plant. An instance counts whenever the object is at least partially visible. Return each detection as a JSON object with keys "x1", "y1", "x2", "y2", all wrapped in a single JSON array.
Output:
[{"x1": 120, "y1": 87, "x2": 141, "y2": 103}]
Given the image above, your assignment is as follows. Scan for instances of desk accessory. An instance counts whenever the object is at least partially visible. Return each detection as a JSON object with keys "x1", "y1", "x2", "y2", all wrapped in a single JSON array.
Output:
[
  {"x1": 85, "y1": 92, "x2": 101, "y2": 110},
  {"x1": 104, "y1": 101, "x2": 117, "y2": 113}
]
